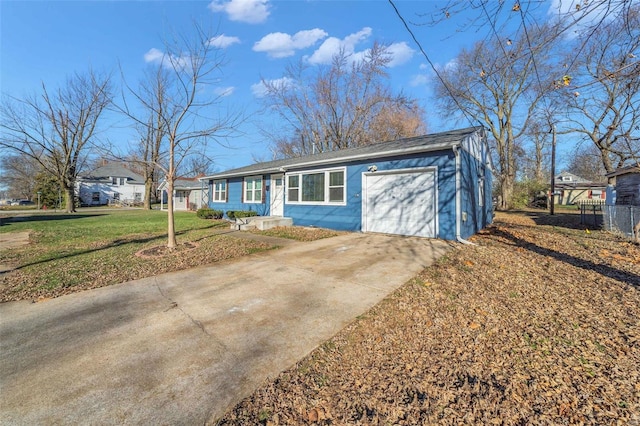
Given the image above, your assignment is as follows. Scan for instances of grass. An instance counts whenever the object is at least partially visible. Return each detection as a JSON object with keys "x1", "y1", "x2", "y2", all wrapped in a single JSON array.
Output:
[{"x1": 0, "y1": 209, "x2": 274, "y2": 301}]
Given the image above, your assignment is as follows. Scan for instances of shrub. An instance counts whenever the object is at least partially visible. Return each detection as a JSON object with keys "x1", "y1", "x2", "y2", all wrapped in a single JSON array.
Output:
[
  {"x1": 226, "y1": 210, "x2": 258, "y2": 220},
  {"x1": 196, "y1": 207, "x2": 223, "y2": 219}
]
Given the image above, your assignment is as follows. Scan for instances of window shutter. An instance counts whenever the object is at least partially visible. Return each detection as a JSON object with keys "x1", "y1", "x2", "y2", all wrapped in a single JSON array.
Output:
[
  {"x1": 225, "y1": 180, "x2": 229, "y2": 202},
  {"x1": 262, "y1": 176, "x2": 266, "y2": 203},
  {"x1": 588, "y1": 190, "x2": 592, "y2": 199},
  {"x1": 601, "y1": 191, "x2": 605, "y2": 199},
  {"x1": 241, "y1": 179, "x2": 245, "y2": 203}
]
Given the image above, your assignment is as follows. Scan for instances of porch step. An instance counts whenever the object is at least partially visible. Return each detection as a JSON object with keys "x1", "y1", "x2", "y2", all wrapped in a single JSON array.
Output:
[{"x1": 231, "y1": 216, "x2": 293, "y2": 231}]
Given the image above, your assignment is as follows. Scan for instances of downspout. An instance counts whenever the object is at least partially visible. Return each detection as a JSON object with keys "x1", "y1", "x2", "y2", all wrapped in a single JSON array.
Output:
[{"x1": 453, "y1": 145, "x2": 475, "y2": 245}]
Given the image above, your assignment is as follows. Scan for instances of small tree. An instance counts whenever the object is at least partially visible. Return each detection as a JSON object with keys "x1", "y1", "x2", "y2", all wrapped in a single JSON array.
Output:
[{"x1": 121, "y1": 26, "x2": 241, "y2": 248}]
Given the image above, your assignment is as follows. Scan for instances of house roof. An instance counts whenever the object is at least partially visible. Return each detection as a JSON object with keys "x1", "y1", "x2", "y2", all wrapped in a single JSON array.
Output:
[
  {"x1": 80, "y1": 163, "x2": 145, "y2": 184},
  {"x1": 158, "y1": 177, "x2": 204, "y2": 191},
  {"x1": 201, "y1": 127, "x2": 484, "y2": 180},
  {"x1": 605, "y1": 163, "x2": 640, "y2": 178},
  {"x1": 555, "y1": 171, "x2": 591, "y2": 183}
]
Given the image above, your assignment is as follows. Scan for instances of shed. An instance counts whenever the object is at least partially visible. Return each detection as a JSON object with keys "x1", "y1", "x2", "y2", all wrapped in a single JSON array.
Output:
[
  {"x1": 201, "y1": 127, "x2": 493, "y2": 241},
  {"x1": 606, "y1": 163, "x2": 640, "y2": 206}
]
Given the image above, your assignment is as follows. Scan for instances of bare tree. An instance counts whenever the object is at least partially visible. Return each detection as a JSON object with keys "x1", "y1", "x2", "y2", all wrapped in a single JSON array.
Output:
[
  {"x1": 261, "y1": 42, "x2": 427, "y2": 158},
  {"x1": 0, "y1": 70, "x2": 112, "y2": 212},
  {"x1": 126, "y1": 65, "x2": 170, "y2": 210},
  {"x1": 120, "y1": 26, "x2": 242, "y2": 248},
  {"x1": 432, "y1": 26, "x2": 556, "y2": 209},
  {"x1": 0, "y1": 153, "x2": 40, "y2": 200},
  {"x1": 555, "y1": 6, "x2": 640, "y2": 182},
  {"x1": 519, "y1": 118, "x2": 552, "y2": 183},
  {"x1": 565, "y1": 143, "x2": 608, "y2": 182}
]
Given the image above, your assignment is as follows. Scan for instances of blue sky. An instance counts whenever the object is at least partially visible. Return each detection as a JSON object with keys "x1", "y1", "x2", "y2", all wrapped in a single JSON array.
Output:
[{"x1": 1, "y1": 0, "x2": 558, "y2": 172}]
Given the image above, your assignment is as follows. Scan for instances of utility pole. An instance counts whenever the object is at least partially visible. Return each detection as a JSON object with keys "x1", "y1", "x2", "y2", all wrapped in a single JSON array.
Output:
[{"x1": 550, "y1": 124, "x2": 556, "y2": 216}]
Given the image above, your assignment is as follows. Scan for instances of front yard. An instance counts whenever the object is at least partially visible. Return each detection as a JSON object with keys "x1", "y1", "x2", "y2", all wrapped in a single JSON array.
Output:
[
  {"x1": 218, "y1": 211, "x2": 640, "y2": 425},
  {"x1": 0, "y1": 210, "x2": 338, "y2": 302}
]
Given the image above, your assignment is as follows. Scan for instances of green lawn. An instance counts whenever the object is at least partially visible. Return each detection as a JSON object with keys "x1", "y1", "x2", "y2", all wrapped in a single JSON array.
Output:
[{"x1": 0, "y1": 209, "x2": 275, "y2": 301}]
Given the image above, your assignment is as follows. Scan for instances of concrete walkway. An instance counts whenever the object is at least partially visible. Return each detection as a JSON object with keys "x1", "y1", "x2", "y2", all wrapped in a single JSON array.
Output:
[{"x1": 0, "y1": 233, "x2": 451, "y2": 424}]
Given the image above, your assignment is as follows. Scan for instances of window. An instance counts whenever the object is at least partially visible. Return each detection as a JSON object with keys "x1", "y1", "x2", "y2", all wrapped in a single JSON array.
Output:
[
  {"x1": 288, "y1": 175, "x2": 299, "y2": 202},
  {"x1": 562, "y1": 176, "x2": 572, "y2": 182},
  {"x1": 92, "y1": 192, "x2": 100, "y2": 202},
  {"x1": 329, "y1": 171, "x2": 344, "y2": 202},
  {"x1": 119, "y1": 178, "x2": 126, "y2": 185},
  {"x1": 244, "y1": 176, "x2": 263, "y2": 203},
  {"x1": 302, "y1": 173, "x2": 324, "y2": 202},
  {"x1": 286, "y1": 168, "x2": 345, "y2": 205},
  {"x1": 213, "y1": 180, "x2": 227, "y2": 202},
  {"x1": 478, "y1": 177, "x2": 485, "y2": 207},
  {"x1": 113, "y1": 192, "x2": 120, "y2": 201},
  {"x1": 111, "y1": 177, "x2": 117, "y2": 185}
]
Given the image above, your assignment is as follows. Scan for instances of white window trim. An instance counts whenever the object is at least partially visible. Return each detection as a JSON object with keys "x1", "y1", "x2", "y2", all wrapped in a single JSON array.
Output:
[
  {"x1": 244, "y1": 175, "x2": 263, "y2": 204},
  {"x1": 285, "y1": 167, "x2": 347, "y2": 206},
  {"x1": 212, "y1": 179, "x2": 227, "y2": 203}
]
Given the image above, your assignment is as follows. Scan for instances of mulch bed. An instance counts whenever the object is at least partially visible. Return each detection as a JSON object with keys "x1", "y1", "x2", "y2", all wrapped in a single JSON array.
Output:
[{"x1": 216, "y1": 211, "x2": 640, "y2": 425}]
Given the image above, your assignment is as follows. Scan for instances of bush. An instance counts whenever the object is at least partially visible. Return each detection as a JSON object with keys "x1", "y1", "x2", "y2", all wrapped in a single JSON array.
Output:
[
  {"x1": 512, "y1": 180, "x2": 549, "y2": 209},
  {"x1": 196, "y1": 207, "x2": 223, "y2": 219},
  {"x1": 226, "y1": 210, "x2": 258, "y2": 220}
]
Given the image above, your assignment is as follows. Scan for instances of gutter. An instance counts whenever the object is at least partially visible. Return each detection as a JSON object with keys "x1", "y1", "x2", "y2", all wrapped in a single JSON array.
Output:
[{"x1": 452, "y1": 145, "x2": 475, "y2": 245}]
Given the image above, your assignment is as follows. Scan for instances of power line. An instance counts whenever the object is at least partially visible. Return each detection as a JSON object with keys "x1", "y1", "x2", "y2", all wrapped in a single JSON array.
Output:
[{"x1": 387, "y1": 0, "x2": 477, "y2": 129}]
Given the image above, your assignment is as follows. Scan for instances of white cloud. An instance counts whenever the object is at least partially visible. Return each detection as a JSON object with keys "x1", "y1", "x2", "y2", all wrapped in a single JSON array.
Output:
[
  {"x1": 208, "y1": 0, "x2": 270, "y2": 24},
  {"x1": 387, "y1": 42, "x2": 414, "y2": 67},
  {"x1": 419, "y1": 63, "x2": 428, "y2": 70},
  {"x1": 215, "y1": 86, "x2": 235, "y2": 97},
  {"x1": 410, "y1": 74, "x2": 430, "y2": 87},
  {"x1": 144, "y1": 48, "x2": 164, "y2": 63},
  {"x1": 208, "y1": 34, "x2": 241, "y2": 48},
  {"x1": 251, "y1": 77, "x2": 295, "y2": 97},
  {"x1": 253, "y1": 29, "x2": 328, "y2": 58},
  {"x1": 143, "y1": 48, "x2": 190, "y2": 70},
  {"x1": 307, "y1": 27, "x2": 372, "y2": 65}
]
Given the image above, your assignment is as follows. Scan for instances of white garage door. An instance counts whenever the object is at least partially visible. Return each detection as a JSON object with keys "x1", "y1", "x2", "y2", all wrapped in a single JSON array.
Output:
[{"x1": 363, "y1": 169, "x2": 436, "y2": 238}]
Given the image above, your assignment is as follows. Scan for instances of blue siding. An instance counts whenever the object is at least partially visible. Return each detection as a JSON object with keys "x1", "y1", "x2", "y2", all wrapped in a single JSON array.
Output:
[
  {"x1": 208, "y1": 175, "x2": 271, "y2": 217},
  {"x1": 459, "y1": 150, "x2": 493, "y2": 239},
  {"x1": 280, "y1": 151, "x2": 458, "y2": 239},
  {"x1": 207, "y1": 147, "x2": 492, "y2": 240}
]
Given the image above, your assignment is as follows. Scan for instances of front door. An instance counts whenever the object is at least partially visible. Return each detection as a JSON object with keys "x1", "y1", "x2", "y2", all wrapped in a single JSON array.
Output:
[{"x1": 270, "y1": 174, "x2": 284, "y2": 216}]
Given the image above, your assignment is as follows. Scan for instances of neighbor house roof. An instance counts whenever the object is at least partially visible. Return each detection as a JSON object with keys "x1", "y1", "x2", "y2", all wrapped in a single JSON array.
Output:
[
  {"x1": 201, "y1": 127, "x2": 484, "y2": 180},
  {"x1": 158, "y1": 177, "x2": 204, "y2": 191},
  {"x1": 605, "y1": 163, "x2": 640, "y2": 178},
  {"x1": 554, "y1": 171, "x2": 606, "y2": 188},
  {"x1": 79, "y1": 163, "x2": 145, "y2": 184}
]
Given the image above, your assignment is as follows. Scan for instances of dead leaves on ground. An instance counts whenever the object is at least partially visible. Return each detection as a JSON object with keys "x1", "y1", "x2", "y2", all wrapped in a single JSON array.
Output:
[{"x1": 218, "y1": 212, "x2": 640, "y2": 425}]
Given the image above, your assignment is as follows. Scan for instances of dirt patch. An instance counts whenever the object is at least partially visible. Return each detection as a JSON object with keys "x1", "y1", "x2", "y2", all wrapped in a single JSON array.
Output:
[
  {"x1": 0, "y1": 231, "x2": 31, "y2": 273},
  {"x1": 217, "y1": 212, "x2": 640, "y2": 425},
  {"x1": 0, "y1": 231, "x2": 30, "y2": 250},
  {"x1": 135, "y1": 241, "x2": 199, "y2": 258}
]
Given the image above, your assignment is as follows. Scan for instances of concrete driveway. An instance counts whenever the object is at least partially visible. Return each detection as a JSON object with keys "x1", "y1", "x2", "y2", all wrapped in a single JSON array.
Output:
[{"x1": 0, "y1": 232, "x2": 450, "y2": 424}]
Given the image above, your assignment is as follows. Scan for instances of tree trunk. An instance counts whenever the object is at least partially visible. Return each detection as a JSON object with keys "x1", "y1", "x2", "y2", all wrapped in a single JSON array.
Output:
[
  {"x1": 143, "y1": 177, "x2": 153, "y2": 210},
  {"x1": 499, "y1": 176, "x2": 513, "y2": 210},
  {"x1": 65, "y1": 186, "x2": 76, "y2": 213},
  {"x1": 166, "y1": 179, "x2": 177, "y2": 249}
]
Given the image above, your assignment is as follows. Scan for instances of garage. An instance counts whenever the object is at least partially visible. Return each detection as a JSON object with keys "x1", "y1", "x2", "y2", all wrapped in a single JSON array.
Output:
[{"x1": 362, "y1": 168, "x2": 437, "y2": 238}]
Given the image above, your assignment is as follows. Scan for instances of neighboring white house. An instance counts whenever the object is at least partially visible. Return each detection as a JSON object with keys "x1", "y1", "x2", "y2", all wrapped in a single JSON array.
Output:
[
  {"x1": 158, "y1": 177, "x2": 204, "y2": 211},
  {"x1": 77, "y1": 163, "x2": 146, "y2": 206}
]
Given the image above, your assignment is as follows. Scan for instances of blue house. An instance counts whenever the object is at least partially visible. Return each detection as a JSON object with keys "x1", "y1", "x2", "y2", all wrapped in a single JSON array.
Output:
[{"x1": 201, "y1": 127, "x2": 493, "y2": 241}]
